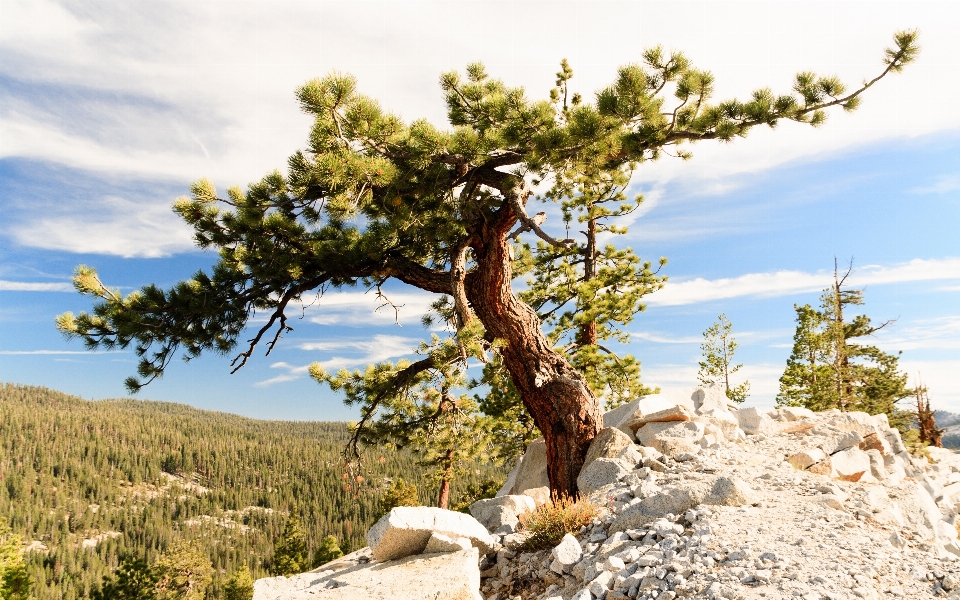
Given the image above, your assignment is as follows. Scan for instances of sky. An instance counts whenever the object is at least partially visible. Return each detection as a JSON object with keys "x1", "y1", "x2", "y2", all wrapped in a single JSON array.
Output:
[{"x1": 1, "y1": 0, "x2": 958, "y2": 421}]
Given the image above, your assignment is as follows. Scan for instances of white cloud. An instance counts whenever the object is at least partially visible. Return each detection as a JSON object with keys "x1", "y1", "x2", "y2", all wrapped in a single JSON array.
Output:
[
  {"x1": 875, "y1": 316, "x2": 960, "y2": 352},
  {"x1": 304, "y1": 291, "x2": 439, "y2": 327},
  {"x1": 1, "y1": 1, "x2": 958, "y2": 195},
  {"x1": 255, "y1": 334, "x2": 423, "y2": 386},
  {"x1": 646, "y1": 257, "x2": 960, "y2": 306},
  {"x1": 0, "y1": 350, "x2": 122, "y2": 355},
  {"x1": 634, "y1": 332, "x2": 702, "y2": 344},
  {"x1": 0, "y1": 280, "x2": 73, "y2": 292},
  {"x1": 910, "y1": 175, "x2": 960, "y2": 195},
  {"x1": 9, "y1": 194, "x2": 196, "y2": 258}
]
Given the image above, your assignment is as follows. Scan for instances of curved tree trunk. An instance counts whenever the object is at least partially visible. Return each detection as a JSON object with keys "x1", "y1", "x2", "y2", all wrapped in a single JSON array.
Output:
[{"x1": 465, "y1": 189, "x2": 603, "y2": 498}]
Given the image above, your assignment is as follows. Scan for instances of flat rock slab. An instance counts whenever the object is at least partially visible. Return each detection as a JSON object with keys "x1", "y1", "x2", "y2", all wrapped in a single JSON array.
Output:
[
  {"x1": 367, "y1": 507, "x2": 493, "y2": 562},
  {"x1": 253, "y1": 548, "x2": 482, "y2": 600}
]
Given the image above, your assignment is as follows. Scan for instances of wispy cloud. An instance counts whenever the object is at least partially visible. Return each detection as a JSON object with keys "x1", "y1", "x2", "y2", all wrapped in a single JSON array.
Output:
[
  {"x1": 9, "y1": 194, "x2": 196, "y2": 258},
  {"x1": 910, "y1": 175, "x2": 960, "y2": 195},
  {"x1": 255, "y1": 334, "x2": 422, "y2": 387},
  {"x1": 304, "y1": 291, "x2": 438, "y2": 327},
  {"x1": 0, "y1": 280, "x2": 73, "y2": 292},
  {"x1": 646, "y1": 257, "x2": 960, "y2": 306},
  {"x1": 634, "y1": 332, "x2": 702, "y2": 344},
  {"x1": 876, "y1": 316, "x2": 960, "y2": 352},
  {"x1": 0, "y1": 350, "x2": 123, "y2": 355}
]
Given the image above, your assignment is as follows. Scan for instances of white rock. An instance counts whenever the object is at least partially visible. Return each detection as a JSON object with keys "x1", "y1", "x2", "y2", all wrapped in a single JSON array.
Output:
[
  {"x1": 692, "y1": 385, "x2": 728, "y2": 414},
  {"x1": 588, "y1": 570, "x2": 614, "y2": 597},
  {"x1": 510, "y1": 438, "x2": 549, "y2": 497},
  {"x1": 622, "y1": 404, "x2": 693, "y2": 431},
  {"x1": 735, "y1": 407, "x2": 778, "y2": 436},
  {"x1": 469, "y1": 495, "x2": 536, "y2": 533},
  {"x1": 366, "y1": 507, "x2": 494, "y2": 562},
  {"x1": 423, "y1": 532, "x2": 472, "y2": 553},
  {"x1": 582, "y1": 427, "x2": 634, "y2": 472},
  {"x1": 780, "y1": 406, "x2": 816, "y2": 421},
  {"x1": 550, "y1": 533, "x2": 582, "y2": 574},
  {"x1": 577, "y1": 457, "x2": 632, "y2": 494},
  {"x1": 635, "y1": 421, "x2": 705, "y2": 456},
  {"x1": 831, "y1": 447, "x2": 872, "y2": 482},
  {"x1": 788, "y1": 448, "x2": 827, "y2": 470},
  {"x1": 252, "y1": 548, "x2": 482, "y2": 600}
]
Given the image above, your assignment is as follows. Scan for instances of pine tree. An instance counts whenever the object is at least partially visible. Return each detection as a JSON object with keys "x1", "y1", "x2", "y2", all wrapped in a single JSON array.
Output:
[
  {"x1": 223, "y1": 565, "x2": 254, "y2": 600},
  {"x1": 313, "y1": 536, "x2": 344, "y2": 567},
  {"x1": 0, "y1": 525, "x2": 31, "y2": 600},
  {"x1": 152, "y1": 540, "x2": 213, "y2": 600},
  {"x1": 378, "y1": 478, "x2": 421, "y2": 518},
  {"x1": 914, "y1": 383, "x2": 943, "y2": 448},
  {"x1": 777, "y1": 262, "x2": 911, "y2": 419},
  {"x1": 698, "y1": 314, "x2": 749, "y2": 403},
  {"x1": 91, "y1": 557, "x2": 157, "y2": 600},
  {"x1": 57, "y1": 32, "x2": 919, "y2": 496},
  {"x1": 272, "y1": 517, "x2": 309, "y2": 576}
]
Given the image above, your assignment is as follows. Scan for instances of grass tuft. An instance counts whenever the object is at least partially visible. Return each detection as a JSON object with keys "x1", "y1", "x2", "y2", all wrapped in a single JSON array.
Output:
[{"x1": 517, "y1": 493, "x2": 597, "y2": 552}]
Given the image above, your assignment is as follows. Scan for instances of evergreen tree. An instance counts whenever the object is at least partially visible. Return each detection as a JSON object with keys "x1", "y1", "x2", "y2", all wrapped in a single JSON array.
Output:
[
  {"x1": 776, "y1": 262, "x2": 912, "y2": 419},
  {"x1": 57, "y1": 32, "x2": 919, "y2": 496},
  {"x1": 223, "y1": 565, "x2": 254, "y2": 600},
  {"x1": 91, "y1": 557, "x2": 157, "y2": 600},
  {"x1": 697, "y1": 313, "x2": 749, "y2": 403},
  {"x1": 378, "y1": 478, "x2": 421, "y2": 518},
  {"x1": 0, "y1": 525, "x2": 31, "y2": 600},
  {"x1": 914, "y1": 383, "x2": 943, "y2": 448},
  {"x1": 313, "y1": 342, "x2": 489, "y2": 509},
  {"x1": 152, "y1": 540, "x2": 213, "y2": 600},
  {"x1": 776, "y1": 304, "x2": 833, "y2": 409},
  {"x1": 272, "y1": 517, "x2": 309, "y2": 576},
  {"x1": 313, "y1": 536, "x2": 344, "y2": 567}
]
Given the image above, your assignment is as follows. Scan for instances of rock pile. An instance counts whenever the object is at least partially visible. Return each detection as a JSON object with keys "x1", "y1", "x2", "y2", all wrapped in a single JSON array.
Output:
[{"x1": 254, "y1": 386, "x2": 960, "y2": 599}]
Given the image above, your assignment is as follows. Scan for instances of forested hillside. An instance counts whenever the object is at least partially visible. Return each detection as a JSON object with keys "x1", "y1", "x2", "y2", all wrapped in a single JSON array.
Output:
[{"x1": 0, "y1": 382, "x2": 502, "y2": 599}]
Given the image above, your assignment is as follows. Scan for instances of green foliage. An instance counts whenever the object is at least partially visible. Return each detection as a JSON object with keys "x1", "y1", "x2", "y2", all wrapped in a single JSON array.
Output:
[
  {"x1": 452, "y1": 478, "x2": 504, "y2": 513},
  {"x1": 313, "y1": 536, "x2": 344, "y2": 568},
  {"x1": 272, "y1": 518, "x2": 308, "y2": 576},
  {"x1": 776, "y1": 266, "x2": 912, "y2": 424},
  {"x1": 153, "y1": 540, "x2": 213, "y2": 600},
  {"x1": 223, "y1": 566, "x2": 254, "y2": 600},
  {"x1": 91, "y1": 557, "x2": 157, "y2": 600},
  {"x1": 56, "y1": 30, "x2": 916, "y2": 416},
  {"x1": 0, "y1": 383, "x2": 501, "y2": 600},
  {"x1": 0, "y1": 525, "x2": 31, "y2": 600},
  {"x1": 517, "y1": 494, "x2": 597, "y2": 552},
  {"x1": 378, "y1": 478, "x2": 421, "y2": 518},
  {"x1": 698, "y1": 313, "x2": 750, "y2": 403}
]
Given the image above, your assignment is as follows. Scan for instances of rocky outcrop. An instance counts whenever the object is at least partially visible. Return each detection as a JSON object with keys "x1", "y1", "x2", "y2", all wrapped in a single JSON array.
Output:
[
  {"x1": 367, "y1": 506, "x2": 494, "y2": 562},
  {"x1": 253, "y1": 547, "x2": 482, "y2": 600},
  {"x1": 258, "y1": 386, "x2": 960, "y2": 600}
]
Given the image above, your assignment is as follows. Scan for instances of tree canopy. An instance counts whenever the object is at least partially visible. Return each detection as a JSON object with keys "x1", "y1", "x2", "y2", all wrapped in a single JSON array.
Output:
[{"x1": 58, "y1": 31, "x2": 919, "y2": 496}]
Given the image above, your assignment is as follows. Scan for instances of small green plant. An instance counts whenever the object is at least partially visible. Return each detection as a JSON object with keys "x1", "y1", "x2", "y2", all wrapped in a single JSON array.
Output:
[
  {"x1": 378, "y1": 478, "x2": 421, "y2": 519},
  {"x1": 517, "y1": 494, "x2": 597, "y2": 551}
]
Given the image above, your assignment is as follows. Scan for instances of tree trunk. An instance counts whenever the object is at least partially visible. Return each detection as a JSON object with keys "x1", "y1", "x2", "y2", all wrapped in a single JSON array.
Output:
[
  {"x1": 466, "y1": 189, "x2": 602, "y2": 499},
  {"x1": 576, "y1": 217, "x2": 598, "y2": 347},
  {"x1": 437, "y1": 448, "x2": 453, "y2": 509}
]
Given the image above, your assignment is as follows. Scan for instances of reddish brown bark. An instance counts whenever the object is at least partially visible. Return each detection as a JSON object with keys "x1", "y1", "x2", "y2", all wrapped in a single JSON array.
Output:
[
  {"x1": 437, "y1": 448, "x2": 454, "y2": 509},
  {"x1": 465, "y1": 179, "x2": 602, "y2": 499}
]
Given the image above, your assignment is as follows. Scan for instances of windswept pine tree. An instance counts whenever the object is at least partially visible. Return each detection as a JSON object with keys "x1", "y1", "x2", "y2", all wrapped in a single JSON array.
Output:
[
  {"x1": 777, "y1": 262, "x2": 912, "y2": 420},
  {"x1": 57, "y1": 32, "x2": 919, "y2": 496}
]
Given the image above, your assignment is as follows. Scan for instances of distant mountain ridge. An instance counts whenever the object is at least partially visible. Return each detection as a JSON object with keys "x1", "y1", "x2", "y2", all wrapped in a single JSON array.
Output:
[
  {"x1": 0, "y1": 382, "x2": 500, "y2": 600},
  {"x1": 936, "y1": 410, "x2": 960, "y2": 449}
]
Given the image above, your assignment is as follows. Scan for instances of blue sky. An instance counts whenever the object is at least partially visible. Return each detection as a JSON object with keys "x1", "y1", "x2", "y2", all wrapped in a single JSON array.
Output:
[{"x1": 1, "y1": 1, "x2": 958, "y2": 421}]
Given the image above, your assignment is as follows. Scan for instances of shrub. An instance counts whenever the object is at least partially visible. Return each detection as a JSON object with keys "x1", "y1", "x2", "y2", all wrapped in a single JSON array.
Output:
[
  {"x1": 517, "y1": 494, "x2": 597, "y2": 551},
  {"x1": 378, "y1": 478, "x2": 421, "y2": 518}
]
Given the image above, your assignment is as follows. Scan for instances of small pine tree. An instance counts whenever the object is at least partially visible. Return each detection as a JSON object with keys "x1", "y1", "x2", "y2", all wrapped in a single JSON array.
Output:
[
  {"x1": 698, "y1": 314, "x2": 750, "y2": 403},
  {"x1": 313, "y1": 535, "x2": 344, "y2": 567},
  {"x1": 152, "y1": 540, "x2": 213, "y2": 600},
  {"x1": 272, "y1": 517, "x2": 309, "y2": 576},
  {"x1": 91, "y1": 556, "x2": 158, "y2": 600},
  {"x1": 223, "y1": 565, "x2": 254, "y2": 600},
  {"x1": 378, "y1": 478, "x2": 421, "y2": 518},
  {"x1": 0, "y1": 525, "x2": 31, "y2": 600}
]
